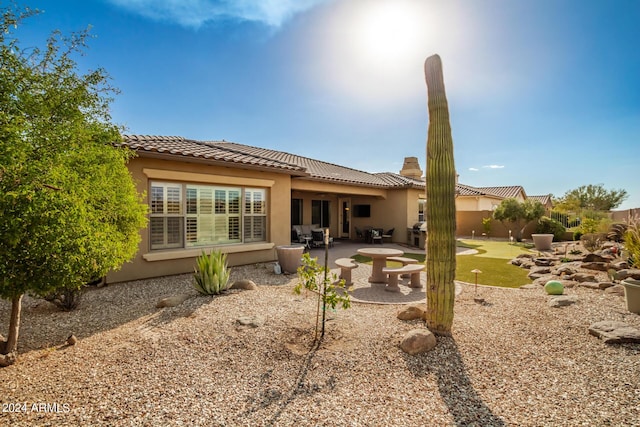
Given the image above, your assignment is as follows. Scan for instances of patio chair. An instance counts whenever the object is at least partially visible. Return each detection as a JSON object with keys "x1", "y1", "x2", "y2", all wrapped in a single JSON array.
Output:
[
  {"x1": 355, "y1": 227, "x2": 364, "y2": 241},
  {"x1": 382, "y1": 228, "x2": 394, "y2": 243},
  {"x1": 311, "y1": 229, "x2": 333, "y2": 248},
  {"x1": 371, "y1": 228, "x2": 383, "y2": 244}
]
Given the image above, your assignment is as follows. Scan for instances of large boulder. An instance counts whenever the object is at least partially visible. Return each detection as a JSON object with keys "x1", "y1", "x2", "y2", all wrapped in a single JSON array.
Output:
[
  {"x1": 156, "y1": 294, "x2": 190, "y2": 308},
  {"x1": 400, "y1": 329, "x2": 436, "y2": 355},
  {"x1": 583, "y1": 253, "x2": 612, "y2": 263},
  {"x1": 397, "y1": 305, "x2": 425, "y2": 321},
  {"x1": 548, "y1": 295, "x2": 577, "y2": 307},
  {"x1": 589, "y1": 321, "x2": 640, "y2": 344},
  {"x1": 231, "y1": 279, "x2": 258, "y2": 290}
]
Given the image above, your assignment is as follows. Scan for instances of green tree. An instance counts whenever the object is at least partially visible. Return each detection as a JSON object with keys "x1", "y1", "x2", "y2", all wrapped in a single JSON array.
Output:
[
  {"x1": 555, "y1": 184, "x2": 628, "y2": 212},
  {"x1": 493, "y1": 198, "x2": 545, "y2": 241},
  {"x1": 423, "y1": 54, "x2": 457, "y2": 336},
  {"x1": 0, "y1": 5, "x2": 147, "y2": 366}
]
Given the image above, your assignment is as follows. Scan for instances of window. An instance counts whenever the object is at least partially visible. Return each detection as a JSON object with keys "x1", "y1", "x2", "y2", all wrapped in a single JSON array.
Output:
[
  {"x1": 150, "y1": 182, "x2": 266, "y2": 250},
  {"x1": 312, "y1": 200, "x2": 330, "y2": 227},
  {"x1": 418, "y1": 199, "x2": 426, "y2": 222},
  {"x1": 291, "y1": 198, "x2": 303, "y2": 226},
  {"x1": 150, "y1": 183, "x2": 184, "y2": 250}
]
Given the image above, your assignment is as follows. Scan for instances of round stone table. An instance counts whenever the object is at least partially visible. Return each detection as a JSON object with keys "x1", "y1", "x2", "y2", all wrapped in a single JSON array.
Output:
[{"x1": 356, "y1": 247, "x2": 404, "y2": 283}]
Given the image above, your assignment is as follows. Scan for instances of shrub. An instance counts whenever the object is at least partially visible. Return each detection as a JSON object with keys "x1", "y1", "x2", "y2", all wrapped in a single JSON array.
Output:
[
  {"x1": 581, "y1": 233, "x2": 607, "y2": 252},
  {"x1": 607, "y1": 223, "x2": 628, "y2": 242},
  {"x1": 573, "y1": 230, "x2": 583, "y2": 241},
  {"x1": 624, "y1": 218, "x2": 640, "y2": 268},
  {"x1": 535, "y1": 216, "x2": 566, "y2": 242},
  {"x1": 193, "y1": 250, "x2": 231, "y2": 295}
]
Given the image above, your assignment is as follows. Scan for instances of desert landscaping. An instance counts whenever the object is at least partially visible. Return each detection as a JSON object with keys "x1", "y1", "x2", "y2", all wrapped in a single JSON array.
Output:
[{"x1": 1, "y1": 250, "x2": 639, "y2": 426}]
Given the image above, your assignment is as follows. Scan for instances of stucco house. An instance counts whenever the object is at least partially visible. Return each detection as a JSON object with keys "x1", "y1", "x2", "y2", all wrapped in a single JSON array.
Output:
[{"x1": 109, "y1": 135, "x2": 548, "y2": 283}]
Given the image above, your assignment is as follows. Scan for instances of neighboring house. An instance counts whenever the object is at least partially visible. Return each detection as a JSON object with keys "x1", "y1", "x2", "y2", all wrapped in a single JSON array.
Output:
[
  {"x1": 109, "y1": 135, "x2": 549, "y2": 283},
  {"x1": 528, "y1": 194, "x2": 554, "y2": 212}
]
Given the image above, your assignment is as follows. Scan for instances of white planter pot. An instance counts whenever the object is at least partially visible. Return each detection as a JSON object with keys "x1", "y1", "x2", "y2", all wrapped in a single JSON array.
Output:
[
  {"x1": 621, "y1": 279, "x2": 640, "y2": 314},
  {"x1": 531, "y1": 234, "x2": 554, "y2": 251}
]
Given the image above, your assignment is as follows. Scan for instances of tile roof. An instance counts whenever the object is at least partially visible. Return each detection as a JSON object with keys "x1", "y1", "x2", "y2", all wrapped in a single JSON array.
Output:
[
  {"x1": 374, "y1": 172, "x2": 425, "y2": 189},
  {"x1": 119, "y1": 135, "x2": 545, "y2": 197},
  {"x1": 475, "y1": 185, "x2": 526, "y2": 199},
  {"x1": 213, "y1": 142, "x2": 388, "y2": 187},
  {"x1": 119, "y1": 135, "x2": 306, "y2": 174},
  {"x1": 528, "y1": 194, "x2": 553, "y2": 205}
]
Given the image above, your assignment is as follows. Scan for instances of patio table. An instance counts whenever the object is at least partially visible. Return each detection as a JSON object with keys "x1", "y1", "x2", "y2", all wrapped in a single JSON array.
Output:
[{"x1": 357, "y1": 247, "x2": 404, "y2": 283}]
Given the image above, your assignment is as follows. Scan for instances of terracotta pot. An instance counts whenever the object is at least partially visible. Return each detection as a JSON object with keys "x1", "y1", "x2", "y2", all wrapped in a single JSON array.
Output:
[
  {"x1": 531, "y1": 234, "x2": 554, "y2": 251},
  {"x1": 276, "y1": 245, "x2": 305, "y2": 274}
]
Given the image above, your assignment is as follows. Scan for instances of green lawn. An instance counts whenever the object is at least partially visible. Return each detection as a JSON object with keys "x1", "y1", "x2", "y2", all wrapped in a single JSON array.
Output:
[{"x1": 352, "y1": 240, "x2": 532, "y2": 288}]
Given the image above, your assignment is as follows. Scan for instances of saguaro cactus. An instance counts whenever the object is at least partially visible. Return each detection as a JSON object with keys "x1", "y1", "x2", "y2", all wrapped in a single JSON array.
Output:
[{"x1": 424, "y1": 54, "x2": 457, "y2": 336}]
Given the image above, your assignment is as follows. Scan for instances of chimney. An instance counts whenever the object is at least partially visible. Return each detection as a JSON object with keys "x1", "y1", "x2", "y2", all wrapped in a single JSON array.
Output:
[{"x1": 400, "y1": 156, "x2": 423, "y2": 179}]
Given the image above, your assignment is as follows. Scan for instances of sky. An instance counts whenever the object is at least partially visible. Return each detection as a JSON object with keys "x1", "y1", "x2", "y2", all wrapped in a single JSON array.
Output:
[{"x1": 12, "y1": 0, "x2": 640, "y2": 209}]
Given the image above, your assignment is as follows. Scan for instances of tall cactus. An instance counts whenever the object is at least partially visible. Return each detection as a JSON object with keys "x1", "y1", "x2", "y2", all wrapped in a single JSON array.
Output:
[{"x1": 424, "y1": 54, "x2": 457, "y2": 336}]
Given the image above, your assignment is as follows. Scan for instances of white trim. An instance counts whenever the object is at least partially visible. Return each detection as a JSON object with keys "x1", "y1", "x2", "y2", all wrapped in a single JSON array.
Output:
[
  {"x1": 143, "y1": 168, "x2": 275, "y2": 188},
  {"x1": 142, "y1": 242, "x2": 276, "y2": 262}
]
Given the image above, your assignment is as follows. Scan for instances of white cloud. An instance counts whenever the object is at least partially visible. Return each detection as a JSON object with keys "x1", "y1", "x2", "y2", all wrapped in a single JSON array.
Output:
[
  {"x1": 468, "y1": 167, "x2": 479, "y2": 172},
  {"x1": 107, "y1": 0, "x2": 326, "y2": 28},
  {"x1": 483, "y1": 165, "x2": 505, "y2": 169}
]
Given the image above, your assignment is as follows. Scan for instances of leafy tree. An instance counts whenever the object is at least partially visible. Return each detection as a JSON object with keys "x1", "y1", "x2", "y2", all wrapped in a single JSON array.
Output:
[
  {"x1": 423, "y1": 54, "x2": 457, "y2": 336},
  {"x1": 493, "y1": 198, "x2": 545, "y2": 241},
  {"x1": 0, "y1": 5, "x2": 147, "y2": 366},
  {"x1": 555, "y1": 184, "x2": 628, "y2": 212}
]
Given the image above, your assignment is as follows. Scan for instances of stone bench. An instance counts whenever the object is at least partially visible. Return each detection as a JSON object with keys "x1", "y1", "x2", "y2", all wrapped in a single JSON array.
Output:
[
  {"x1": 382, "y1": 264, "x2": 424, "y2": 292},
  {"x1": 335, "y1": 258, "x2": 358, "y2": 285},
  {"x1": 387, "y1": 256, "x2": 419, "y2": 278}
]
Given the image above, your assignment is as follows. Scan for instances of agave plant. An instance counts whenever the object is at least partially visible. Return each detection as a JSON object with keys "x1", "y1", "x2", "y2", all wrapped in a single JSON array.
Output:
[{"x1": 193, "y1": 250, "x2": 231, "y2": 295}]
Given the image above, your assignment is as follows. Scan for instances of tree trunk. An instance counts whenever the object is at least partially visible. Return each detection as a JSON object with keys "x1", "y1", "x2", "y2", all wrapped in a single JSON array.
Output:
[
  {"x1": 424, "y1": 54, "x2": 457, "y2": 336},
  {"x1": 5, "y1": 294, "x2": 23, "y2": 354}
]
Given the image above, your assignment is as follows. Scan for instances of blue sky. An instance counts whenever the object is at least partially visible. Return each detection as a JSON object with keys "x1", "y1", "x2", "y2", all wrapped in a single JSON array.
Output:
[{"x1": 17, "y1": 0, "x2": 640, "y2": 209}]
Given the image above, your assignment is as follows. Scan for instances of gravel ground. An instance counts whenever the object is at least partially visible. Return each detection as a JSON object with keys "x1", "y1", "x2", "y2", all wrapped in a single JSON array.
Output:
[{"x1": 1, "y1": 263, "x2": 639, "y2": 426}]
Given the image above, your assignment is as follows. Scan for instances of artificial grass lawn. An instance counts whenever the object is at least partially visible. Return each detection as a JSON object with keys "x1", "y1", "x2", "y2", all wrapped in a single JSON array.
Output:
[{"x1": 352, "y1": 239, "x2": 532, "y2": 288}]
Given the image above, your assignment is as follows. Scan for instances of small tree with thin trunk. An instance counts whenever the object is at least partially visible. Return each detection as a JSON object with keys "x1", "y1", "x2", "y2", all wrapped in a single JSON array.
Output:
[
  {"x1": 423, "y1": 54, "x2": 457, "y2": 336},
  {"x1": 0, "y1": 5, "x2": 147, "y2": 366},
  {"x1": 493, "y1": 198, "x2": 545, "y2": 241}
]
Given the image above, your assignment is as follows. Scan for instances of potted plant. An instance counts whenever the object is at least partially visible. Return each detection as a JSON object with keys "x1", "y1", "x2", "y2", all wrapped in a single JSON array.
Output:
[{"x1": 621, "y1": 279, "x2": 640, "y2": 314}]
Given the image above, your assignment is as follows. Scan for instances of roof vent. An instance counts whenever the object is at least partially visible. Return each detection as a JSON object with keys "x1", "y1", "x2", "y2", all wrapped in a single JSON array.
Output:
[{"x1": 399, "y1": 157, "x2": 423, "y2": 179}]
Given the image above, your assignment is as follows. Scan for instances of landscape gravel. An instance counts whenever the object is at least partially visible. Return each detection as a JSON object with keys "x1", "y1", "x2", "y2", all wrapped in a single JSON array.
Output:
[{"x1": 1, "y1": 263, "x2": 639, "y2": 426}]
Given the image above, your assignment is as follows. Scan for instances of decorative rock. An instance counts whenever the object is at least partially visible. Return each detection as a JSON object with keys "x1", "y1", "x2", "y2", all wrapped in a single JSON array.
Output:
[
  {"x1": 598, "y1": 282, "x2": 616, "y2": 290},
  {"x1": 533, "y1": 275, "x2": 557, "y2": 286},
  {"x1": 555, "y1": 265, "x2": 578, "y2": 276},
  {"x1": 610, "y1": 260, "x2": 629, "y2": 271},
  {"x1": 578, "y1": 282, "x2": 600, "y2": 290},
  {"x1": 604, "y1": 285, "x2": 625, "y2": 296},
  {"x1": 534, "y1": 258, "x2": 556, "y2": 267},
  {"x1": 156, "y1": 294, "x2": 190, "y2": 308},
  {"x1": 544, "y1": 280, "x2": 564, "y2": 295},
  {"x1": 566, "y1": 273, "x2": 597, "y2": 283},
  {"x1": 66, "y1": 334, "x2": 77, "y2": 346},
  {"x1": 231, "y1": 279, "x2": 258, "y2": 290},
  {"x1": 236, "y1": 315, "x2": 264, "y2": 328},
  {"x1": 528, "y1": 266, "x2": 552, "y2": 279},
  {"x1": 397, "y1": 305, "x2": 425, "y2": 321},
  {"x1": 583, "y1": 253, "x2": 612, "y2": 263},
  {"x1": 614, "y1": 269, "x2": 640, "y2": 281},
  {"x1": 518, "y1": 261, "x2": 535, "y2": 269},
  {"x1": 400, "y1": 329, "x2": 436, "y2": 355},
  {"x1": 581, "y1": 262, "x2": 609, "y2": 272},
  {"x1": 548, "y1": 295, "x2": 577, "y2": 307},
  {"x1": 588, "y1": 321, "x2": 640, "y2": 344}
]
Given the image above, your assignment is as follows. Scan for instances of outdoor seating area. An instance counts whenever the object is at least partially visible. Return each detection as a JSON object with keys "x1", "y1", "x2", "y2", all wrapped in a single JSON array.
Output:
[
  {"x1": 355, "y1": 226, "x2": 394, "y2": 244},
  {"x1": 292, "y1": 224, "x2": 333, "y2": 249}
]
